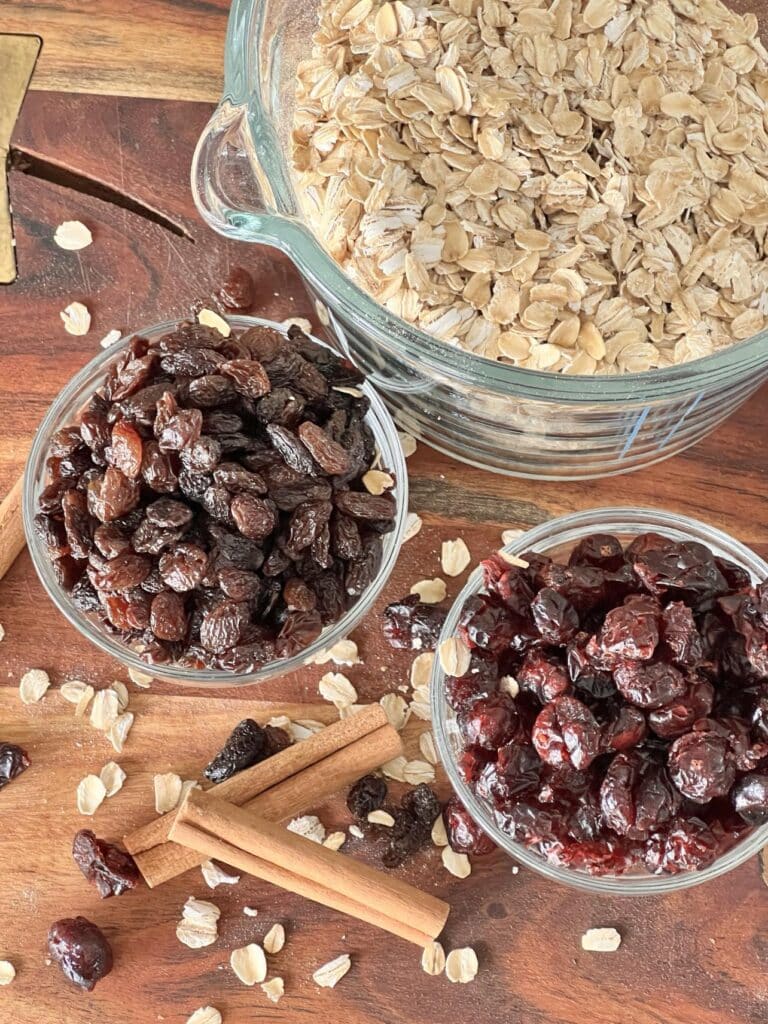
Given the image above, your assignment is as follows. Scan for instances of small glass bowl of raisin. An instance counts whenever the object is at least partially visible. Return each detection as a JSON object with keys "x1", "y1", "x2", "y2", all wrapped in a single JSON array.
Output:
[
  {"x1": 432, "y1": 507, "x2": 768, "y2": 894},
  {"x1": 24, "y1": 316, "x2": 407, "y2": 686}
]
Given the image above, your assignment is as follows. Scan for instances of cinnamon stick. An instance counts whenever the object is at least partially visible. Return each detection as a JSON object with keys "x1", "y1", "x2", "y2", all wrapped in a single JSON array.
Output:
[
  {"x1": 170, "y1": 789, "x2": 450, "y2": 946},
  {"x1": 134, "y1": 721, "x2": 402, "y2": 888},
  {"x1": 125, "y1": 703, "x2": 388, "y2": 856},
  {"x1": 0, "y1": 474, "x2": 25, "y2": 581}
]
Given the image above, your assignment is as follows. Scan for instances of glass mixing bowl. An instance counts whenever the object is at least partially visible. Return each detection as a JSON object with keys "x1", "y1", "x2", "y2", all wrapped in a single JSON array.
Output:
[
  {"x1": 23, "y1": 316, "x2": 408, "y2": 688},
  {"x1": 430, "y1": 507, "x2": 768, "y2": 893},
  {"x1": 191, "y1": 0, "x2": 768, "y2": 480}
]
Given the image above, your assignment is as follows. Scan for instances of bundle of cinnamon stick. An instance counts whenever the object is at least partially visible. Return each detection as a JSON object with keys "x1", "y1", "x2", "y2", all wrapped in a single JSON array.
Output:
[{"x1": 124, "y1": 704, "x2": 450, "y2": 946}]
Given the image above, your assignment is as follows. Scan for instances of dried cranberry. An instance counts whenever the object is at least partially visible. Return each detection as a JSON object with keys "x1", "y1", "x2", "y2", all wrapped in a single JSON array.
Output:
[
  {"x1": 383, "y1": 595, "x2": 446, "y2": 650},
  {"x1": 47, "y1": 916, "x2": 113, "y2": 991},
  {"x1": 568, "y1": 533, "x2": 625, "y2": 571},
  {"x1": 532, "y1": 696, "x2": 600, "y2": 770},
  {"x1": 644, "y1": 817, "x2": 720, "y2": 874},
  {"x1": 593, "y1": 595, "x2": 660, "y2": 663},
  {"x1": 613, "y1": 660, "x2": 687, "y2": 710},
  {"x1": 443, "y1": 797, "x2": 496, "y2": 855},
  {"x1": 518, "y1": 649, "x2": 571, "y2": 703},
  {"x1": 0, "y1": 742, "x2": 30, "y2": 789},
  {"x1": 72, "y1": 830, "x2": 141, "y2": 898},
  {"x1": 531, "y1": 587, "x2": 579, "y2": 644},
  {"x1": 458, "y1": 692, "x2": 519, "y2": 750},
  {"x1": 668, "y1": 726, "x2": 735, "y2": 802},
  {"x1": 648, "y1": 677, "x2": 714, "y2": 738},
  {"x1": 732, "y1": 773, "x2": 768, "y2": 825}
]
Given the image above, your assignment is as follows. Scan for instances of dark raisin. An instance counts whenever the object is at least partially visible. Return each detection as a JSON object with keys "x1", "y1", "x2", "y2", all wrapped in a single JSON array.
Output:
[
  {"x1": 107, "y1": 421, "x2": 143, "y2": 479},
  {"x1": 140, "y1": 441, "x2": 178, "y2": 493},
  {"x1": 297, "y1": 421, "x2": 353, "y2": 475},
  {"x1": 401, "y1": 784, "x2": 441, "y2": 826},
  {"x1": 159, "y1": 543, "x2": 209, "y2": 591},
  {"x1": 72, "y1": 830, "x2": 142, "y2": 898},
  {"x1": 150, "y1": 591, "x2": 188, "y2": 641},
  {"x1": 200, "y1": 600, "x2": 248, "y2": 653},
  {"x1": 62, "y1": 489, "x2": 94, "y2": 560},
  {"x1": 334, "y1": 490, "x2": 396, "y2": 523},
  {"x1": 204, "y1": 719, "x2": 275, "y2": 783},
  {"x1": 47, "y1": 917, "x2": 113, "y2": 991},
  {"x1": 87, "y1": 467, "x2": 140, "y2": 522},
  {"x1": 221, "y1": 359, "x2": 271, "y2": 398},
  {"x1": 347, "y1": 774, "x2": 388, "y2": 818},
  {"x1": 0, "y1": 742, "x2": 30, "y2": 789}
]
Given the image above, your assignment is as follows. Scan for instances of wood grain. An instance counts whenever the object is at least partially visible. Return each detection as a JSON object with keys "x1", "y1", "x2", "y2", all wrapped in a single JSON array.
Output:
[{"x1": 0, "y1": 89, "x2": 767, "y2": 1024}]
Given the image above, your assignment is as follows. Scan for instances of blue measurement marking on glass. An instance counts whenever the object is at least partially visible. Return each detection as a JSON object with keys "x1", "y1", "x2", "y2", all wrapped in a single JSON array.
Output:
[
  {"x1": 657, "y1": 391, "x2": 704, "y2": 450},
  {"x1": 619, "y1": 405, "x2": 649, "y2": 459}
]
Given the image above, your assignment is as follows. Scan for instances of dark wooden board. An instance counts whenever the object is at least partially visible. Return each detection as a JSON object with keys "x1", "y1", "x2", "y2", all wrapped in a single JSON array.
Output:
[{"x1": 0, "y1": 90, "x2": 766, "y2": 1024}]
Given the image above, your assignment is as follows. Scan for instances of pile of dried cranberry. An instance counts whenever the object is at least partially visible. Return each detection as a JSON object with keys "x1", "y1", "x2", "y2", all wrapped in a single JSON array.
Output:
[
  {"x1": 446, "y1": 532, "x2": 768, "y2": 876},
  {"x1": 35, "y1": 321, "x2": 395, "y2": 671}
]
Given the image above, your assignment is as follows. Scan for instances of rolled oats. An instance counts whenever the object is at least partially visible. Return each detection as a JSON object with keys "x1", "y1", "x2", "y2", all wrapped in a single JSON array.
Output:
[
  {"x1": 185, "y1": 1009, "x2": 221, "y2": 1024},
  {"x1": 0, "y1": 961, "x2": 15, "y2": 985},
  {"x1": 54, "y1": 220, "x2": 92, "y2": 250},
  {"x1": 431, "y1": 814, "x2": 449, "y2": 847},
  {"x1": 419, "y1": 730, "x2": 438, "y2": 765},
  {"x1": 410, "y1": 651, "x2": 435, "y2": 688},
  {"x1": 287, "y1": 814, "x2": 326, "y2": 843},
  {"x1": 107, "y1": 712, "x2": 134, "y2": 753},
  {"x1": 99, "y1": 761, "x2": 126, "y2": 797},
  {"x1": 441, "y1": 539, "x2": 471, "y2": 577},
  {"x1": 318, "y1": 671, "x2": 358, "y2": 708},
  {"x1": 313, "y1": 953, "x2": 351, "y2": 988},
  {"x1": 403, "y1": 511, "x2": 423, "y2": 542},
  {"x1": 201, "y1": 861, "x2": 241, "y2": 888},
  {"x1": 154, "y1": 772, "x2": 183, "y2": 814},
  {"x1": 445, "y1": 947, "x2": 479, "y2": 983},
  {"x1": 76, "y1": 775, "x2": 107, "y2": 816},
  {"x1": 410, "y1": 578, "x2": 447, "y2": 604},
  {"x1": 177, "y1": 897, "x2": 220, "y2": 949},
  {"x1": 438, "y1": 637, "x2": 471, "y2": 676},
  {"x1": 421, "y1": 941, "x2": 446, "y2": 976},
  {"x1": 368, "y1": 809, "x2": 396, "y2": 826},
  {"x1": 19, "y1": 669, "x2": 50, "y2": 705},
  {"x1": 197, "y1": 308, "x2": 231, "y2": 337},
  {"x1": 230, "y1": 943, "x2": 268, "y2": 985},
  {"x1": 261, "y1": 977, "x2": 285, "y2": 1003},
  {"x1": 294, "y1": 0, "x2": 768, "y2": 372},
  {"x1": 60, "y1": 302, "x2": 91, "y2": 336},
  {"x1": 442, "y1": 845, "x2": 471, "y2": 878},
  {"x1": 581, "y1": 927, "x2": 622, "y2": 952},
  {"x1": 263, "y1": 923, "x2": 286, "y2": 954},
  {"x1": 380, "y1": 692, "x2": 410, "y2": 731}
]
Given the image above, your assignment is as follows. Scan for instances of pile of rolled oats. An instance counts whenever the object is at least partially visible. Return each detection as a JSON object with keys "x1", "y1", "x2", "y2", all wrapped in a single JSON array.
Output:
[{"x1": 293, "y1": 0, "x2": 768, "y2": 373}]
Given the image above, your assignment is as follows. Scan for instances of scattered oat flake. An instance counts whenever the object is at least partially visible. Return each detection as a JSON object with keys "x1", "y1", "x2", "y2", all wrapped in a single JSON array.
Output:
[
  {"x1": 0, "y1": 624, "x2": 5, "y2": 642},
  {"x1": 379, "y1": 692, "x2": 410, "y2": 731},
  {"x1": 368, "y1": 809, "x2": 395, "y2": 827},
  {"x1": 99, "y1": 329, "x2": 121, "y2": 349},
  {"x1": 349, "y1": 824, "x2": 364, "y2": 839},
  {"x1": 281, "y1": 316, "x2": 313, "y2": 334},
  {"x1": 110, "y1": 680, "x2": 130, "y2": 711},
  {"x1": 501, "y1": 528, "x2": 525, "y2": 545},
  {"x1": 581, "y1": 928, "x2": 622, "y2": 952},
  {"x1": 442, "y1": 846, "x2": 471, "y2": 879},
  {"x1": 441, "y1": 539, "x2": 471, "y2": 577},
  {"x1": 445, "y1": 947, "x2": 478, "y2": 984},
  {"x1": 231, "y1": 943, "x2": 267, "y2": 985},
  {"x1": 323, "y1": 831, "x2": 346, "y2": 851},
  {"x1": 410, "y1": 578, "x2": 447, "y2": 604},
  {"x1": 19, "y1": 669, "x2": 50, "y2": 705},
  {"x1": 185, "y1": 1007, "x2": 221, "y2": 1024},
  {"x1": 421, "y1": 941, "x2": 446, "y2": 976},
  {"x1": 243, "y1": 906, "x2": 259, "y2": 917},
  {"x1": 398, "y1": 432, "x2": 417, "y2": 458},
  {"x1": 288, "y1": 720, "x2": 324, "y2": 741},
  {"x1": 438, "y1": 637, "x2": 471, "y2": 677},
  {"x1": 362, "y1": 469, "x2": 394, "y2": 495},
  {"x1": 107, "y1": 712, "x2": 134, "y2": 753},
  {"x1": 60, "y1": 301, "x2": 91, "y2": 336},
  {"x1": 90, "y1": 689, "x2": 119, "y2": 731},
  {"x1": 0, "y1": 961, "x2": 15, "y2": 985},
  {"x1": 419, "y1": 731, "x2": 438, "y2": 765},
  {"x1": 410, "y1": 651, "x2": 434, "y2": 688},
  {"x1": 177, "y1": 897, "x2": 220, "y2": 949},
  {"x1": 318, "y1": 671, "x2": 357, "y2": 708},
  {"x1": 201, "y1": 860, "x2": 241, "y2": 888},
  {"x1": 154, "y1": 772, "x2": 183, "y2": 814},
  {"x1": 403, "y1": 512, "x2": 422, "y2": 542},
  {"x1": 287, "y1": 815, "x2": 326, "y2": 844},
  {"x1": 431, "y1": 815, "x2": 448, "y2": 847},
  {"x1": 60, "y1": 680, "x2": 94, "y2": 716},
  {"x1": 313, "y1": 954, "x2": 351, "y2": 989},
  {"x1": 500, "y1": 675, "x2": 520, "y2": 698},
  {"x1": 403, "y1": 759, "x2": 435, "y2": 785},
  {"x1": 381, "y1": 755, "x2": 407, "y2": 782},
  {"x1": 128, "y1": 666, "x2": 153, "y2": 688},
  {"x1": 498, "y1": 550, "x2": 530, "y2": 569},
  {"x1": 77, "y1": 774, "x2": 107, "y2": 816},
  {"x1": 263, "y1": 923, "x2": 286, "y2": 954},
  {"x1": 100, "y1": 761, "x2": 126, "y2": 798},
  {"x1": 54, "y1": 220, "x2": 93, "y2": 251},
  {"x1": 197, "y1": 308, "x2": 231, "y2": 337},
  {"x1": 261, "y1": 977, "x2": 285, "y2": 1003}
]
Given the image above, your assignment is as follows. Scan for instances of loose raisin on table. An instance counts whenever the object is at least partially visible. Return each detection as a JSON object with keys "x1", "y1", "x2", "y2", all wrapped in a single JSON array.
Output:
[
  {"x1": 204, "y1": 718, "x2": 289, "y2": 783},
  {"x1": 0, "y1": 742, "x2": 30, "y2": 790},
  {"x1": 47, "y1": 916, "x2": 113, "y2": 991},
  {"x1": 347, "y1": 774, "x2": 388, "y2": 818},
  {"x1": 72, "y1": 830, "x2": 142, "y2": 898}
]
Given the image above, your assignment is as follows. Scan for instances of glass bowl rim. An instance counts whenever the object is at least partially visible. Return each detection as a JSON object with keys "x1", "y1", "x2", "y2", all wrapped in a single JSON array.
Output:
[
  {"x1": 430, "y1": 505, "x2": 768, "y2": 894},
  {"x1": 23, "y1": 314, "x2": 408, "y2": 688}
]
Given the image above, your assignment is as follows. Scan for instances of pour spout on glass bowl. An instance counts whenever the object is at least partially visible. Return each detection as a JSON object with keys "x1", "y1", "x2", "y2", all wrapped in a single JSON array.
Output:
[{"x1": 191, "y1": 0, "x2": 768, "y2": 480}]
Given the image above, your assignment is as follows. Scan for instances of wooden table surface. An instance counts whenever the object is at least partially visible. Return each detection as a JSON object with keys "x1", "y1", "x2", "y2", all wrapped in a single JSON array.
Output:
[{"x1": 1, "y1": 6, "x2": 767, "y2": 1024}]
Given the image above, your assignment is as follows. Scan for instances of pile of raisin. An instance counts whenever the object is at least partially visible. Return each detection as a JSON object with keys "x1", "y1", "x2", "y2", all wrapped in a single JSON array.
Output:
[
  {"x1": 446, "y1": 532, "x2": 768, "y2": 876},
  {"x1": 35, "y1": 321, "x2": 396, "y2": 671},
  {"x1": 204, "y1": 718, "x2": 290, "y2": 783}
]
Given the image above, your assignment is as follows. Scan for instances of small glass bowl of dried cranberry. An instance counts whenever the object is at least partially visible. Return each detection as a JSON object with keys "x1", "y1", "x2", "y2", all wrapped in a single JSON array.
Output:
[
  {"x1": 431, "y1": 507, "x2": 768, "y2": 894},
  {"x1": 24, "y1": 316, "x2": 407, "y2": 685}
]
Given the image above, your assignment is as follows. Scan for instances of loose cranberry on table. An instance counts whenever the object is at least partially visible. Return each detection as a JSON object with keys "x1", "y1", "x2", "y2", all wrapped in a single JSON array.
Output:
[
  {"x1": 72, "y1": 830, "x2": 142, "y2": 898},
  {"x1": 0, "y1": 742, "x2": 30, "y2": 790},
  {"x1": 48, "y1": 916, "x2": 113, "y2": 991},
  {"x1": 445, "y1": 533, "x2": 768, "y2": 877}
]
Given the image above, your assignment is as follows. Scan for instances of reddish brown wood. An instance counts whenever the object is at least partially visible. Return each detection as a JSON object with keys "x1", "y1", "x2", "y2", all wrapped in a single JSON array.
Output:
[{"x1": 0, "y1": 89, "x2": 766, "y2": 1024}]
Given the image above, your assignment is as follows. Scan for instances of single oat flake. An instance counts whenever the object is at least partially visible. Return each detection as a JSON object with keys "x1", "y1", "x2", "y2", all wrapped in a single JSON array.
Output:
[
  {"x1": 185, "y1": 1007, "x2": 222, "y2": 1024},
  {"x1": 99, "y1": 761, "x2": 126, "y2": 798},
  {"x1": 438, "y1": 637, "x2": 471, "y2": 677},
  {"x1": 54, "y1": 220, "x2": 93, "y2": 251},
  {"x1": 581, "y1": 927, "x2": 622, "y2": 952},
  {"x1": 419, "y1": 731, "x2": 438, "y2": 765},
  {"x1": 154, "y1": 772, "x2": 183, "y2": 814},
  {"x1": 110, "y1": 680, "x2": 130, "y2": 712},
  {"x1": 312, "y1": 639, "x2": 361, "y2": 666},
  {"x1": 441, "y1": 539, "x2": 471, "y2": 577},
  {"x1": 410, "y1": 651, "x2": 434, "y2": 688},
  {"x1": 410, "y1": 578, "x2": 447, "y2": 604},
  {"x1": 176, "y1": 897, "x2": 220, "y2": 949},
  {"x1": 19, "y1": 669, "x2": 50, "y2": 705},
  {"x1": 263, "y1": 923, "x2": 286, "y2": 954},
  {"x1": 261, "y1": 977, "x2": 285, "y2": 1003},
  {"x1": 398, "y1": 432, "x2": 417, "y2": 458},
  {"x1": 0, "y1": 960, "x2": 15, "y2": 985},
  {"x1": 287, "y1": 814, "x2": 326, "y2": 844},
  {"x1": 128, "y1": 666, "x2": 153, "y2": 688},
  {"x1": 445, "y1": 947, "x2": 479, "y2": 984},
  {"x1": 431, "y1": 815, "x2": 448, "y2": 847},
  {"x1": 442, "y1": 845, "x2": 471, "y2": 879},
  {"x1": 60, "y1": 301, "x2": 91, "y2": 336},
  {"x1": 403, "y1": 759, "x2": 435, "y2": 785},
  {"x1": 349, "y1": 823, "x2": 365, "y2": 839},
  {"x1": 313, "y1": 953, "x2": 351, "y2": 989},
  {"x1": 498, "y1": 550, "x2": 530, "y2": 569},
  {"x1": 99, "y1": 329, "x2": 122, "y2": 349},
  {"x1": 362, "y1": 469, "x2": 395, "y2": 495},
  {"x1": 403, "y1": 512, "x2": 423, "y2": 543},
  {"x1": 197, "y1": 308, "x2": 231, "y2": 337},
  {"x1": 501, "y1": 529, "x2": 525, "y2": 545},
  {"x1": 230, "y1": 943, "x2": 268, "y2": 985},
  {"x1": 368, "y1": 809, "x2": 395, "y2": 827},
  {"x1": 107, "y1": 712, "x2": 134, "y2": 753},
  {"x1": 323, "y1": 831, "x2": 346, "y2": 851},
  {"x1": 90, "y1": 689, "x2": 119, "y2": 731},
  {"x1": 421, "y1": 941, "x2": 446, "y2": 976},
  {"x1": 60, "y1": 680, "x2": 95, "y2": 717},
  {"x1": 243, "y1": 906, "x2": 259, "y2": 917},
  {"x1": 379, "y1": 692, "x2": 410, "y2": 731},
  {"x1": 76, "y1": 774, "x2": 107, "y2": 816},
  {"x1": 201, "y1": 860, "x2": 241, "y2": 889},
  {"x1": 318, "y1": 671, "x2": 357, "y2": 708}
]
